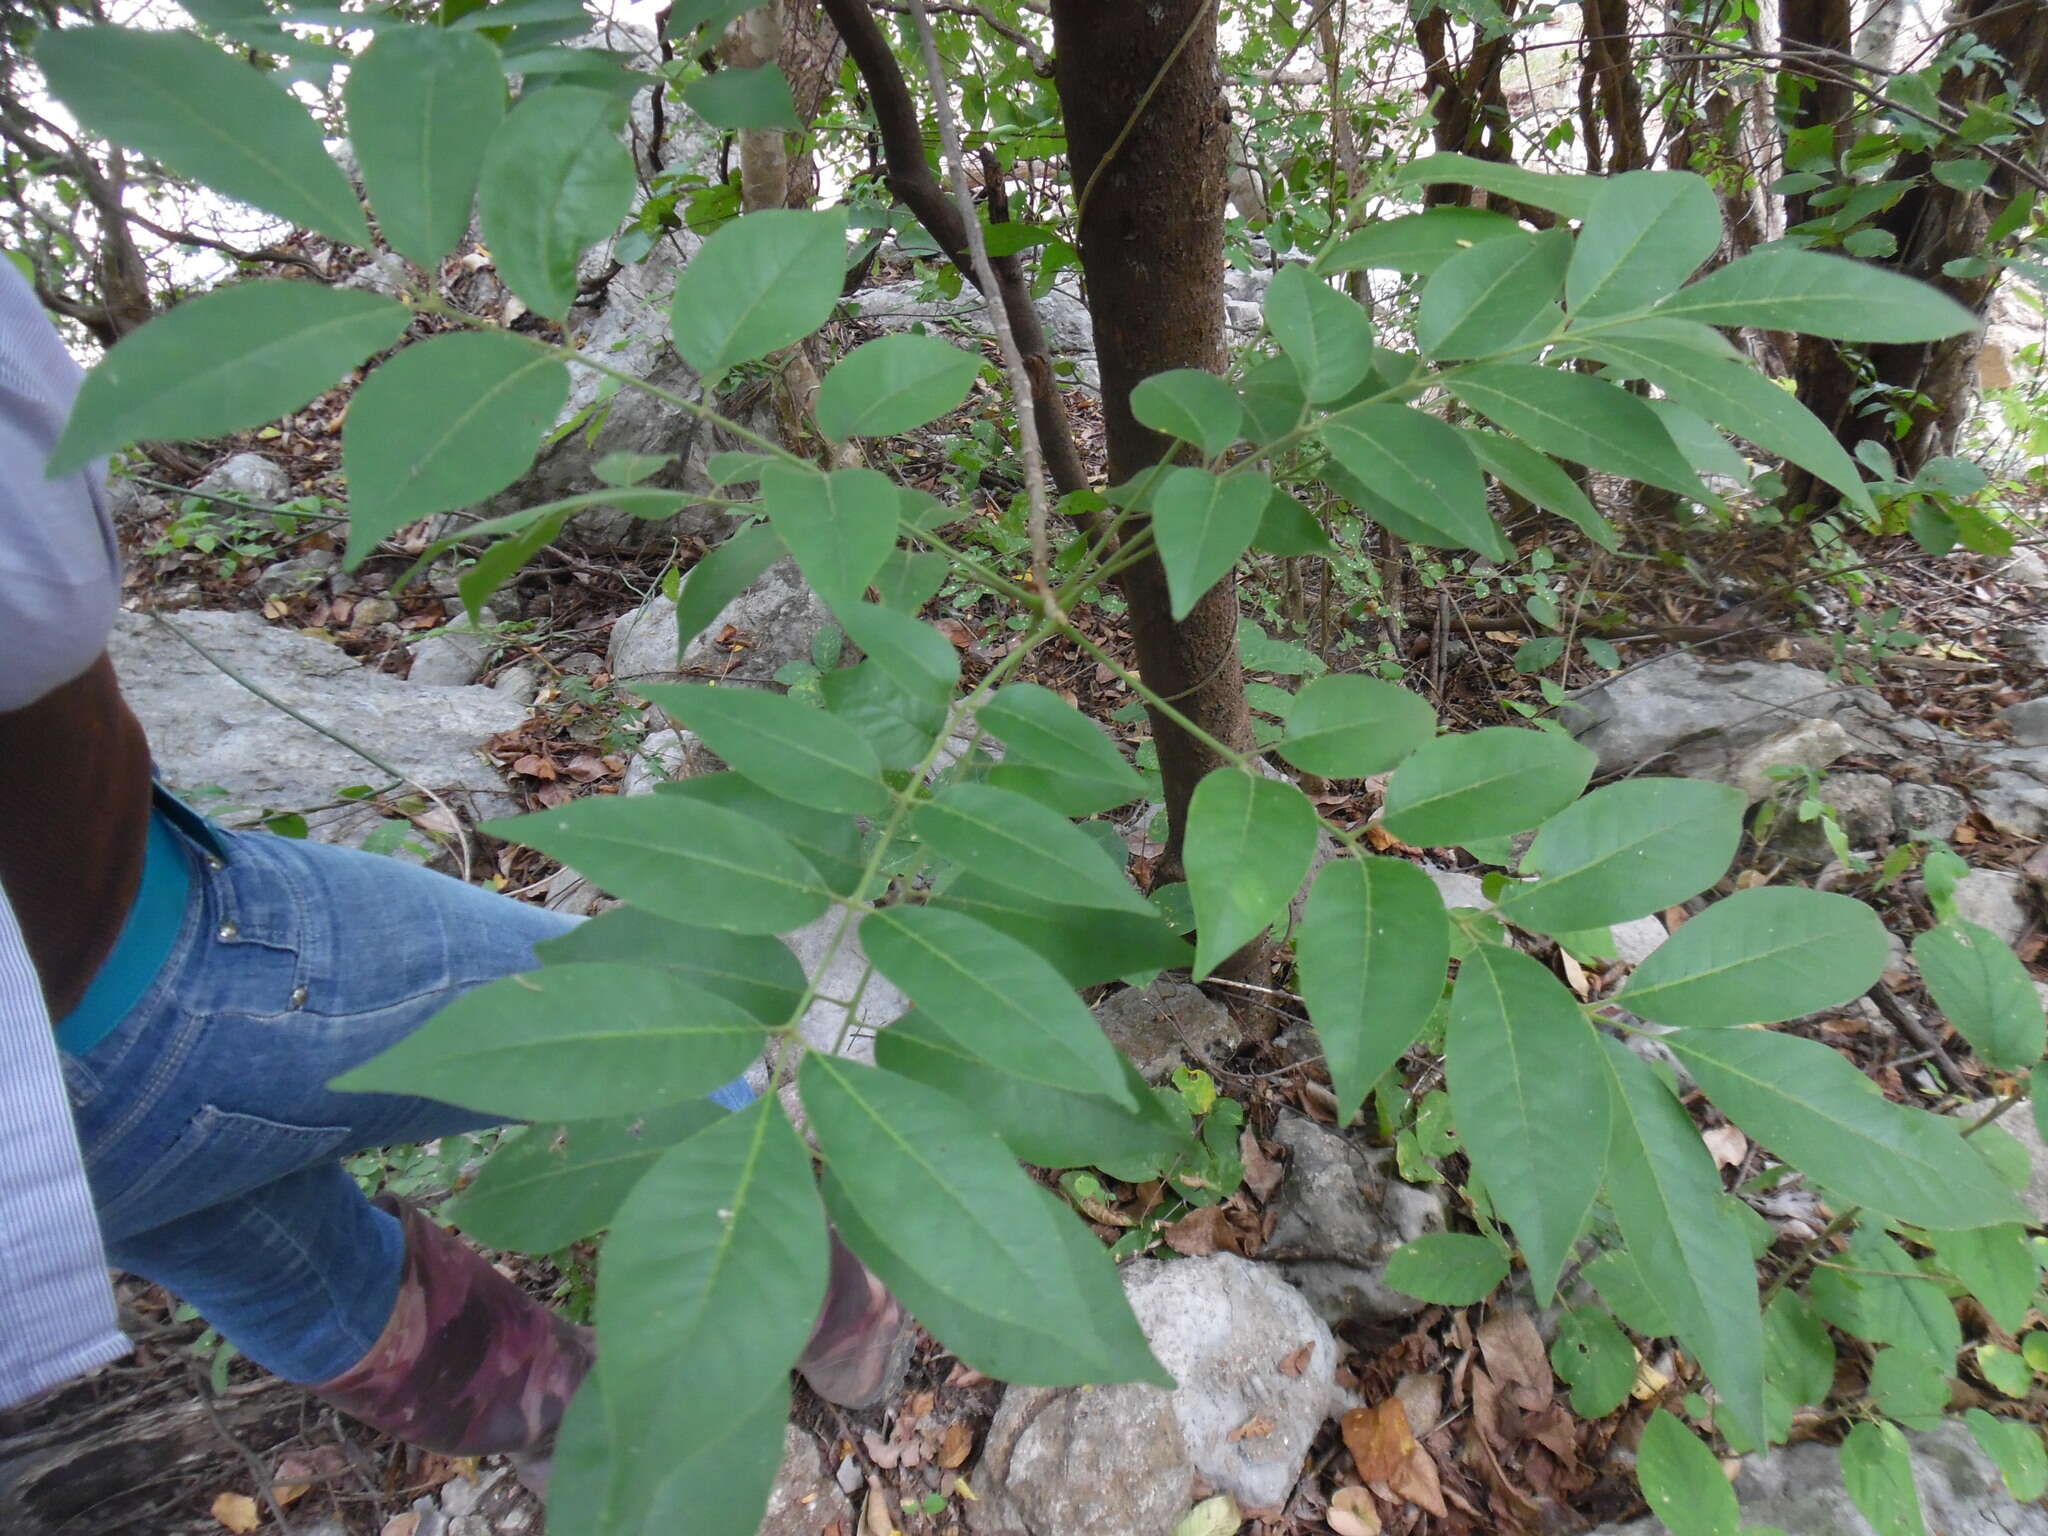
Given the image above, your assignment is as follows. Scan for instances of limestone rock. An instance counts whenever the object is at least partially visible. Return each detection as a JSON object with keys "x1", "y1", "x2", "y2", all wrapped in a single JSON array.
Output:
[
  {"x1": 1769, "y1": 770, "x2": 1896, "y2": 861},
  {"x1": 1974, "y1": 744, "x2": 2048, "y2": 837},
  {"x1": 620, "y1": 726, "x2": 717, "y2": 797},
  {"x1": 1561, "y1": 654, "x2": 1894, "y2": 780},
  {"x1": 1093, "y1": 977, "x2": 1242, "y2": 1082},
  {"x1": 252, "y1": 549, "x2": 338, "y2": 599},
  {"x1": 407, "y1": 628, "x2": 490, "y2": 687},
  {"x1": 758, "y1": 1425, "x2": 855, "y2": 1536},
  {"x1": 107, "y1": 609, "x2": 523, "y2": 849},
  {"x1": 194, "y1": 452, "x2": 290, "y2": 506},
  {"x1": 782, "y1": 907, "x2": 902, "y2": 1064},
  {"x1": 1588, "y1": 1419, "x2": 2048, "y2": 1535},
  {"x1": 1263, "y1": 1113, "x2": 1448, "y2": 1326},
  {"x1": 2001, "y1": 698, "x2": 2048, "y2": 747},
  {"x1": 492, "y1": 664, "x2": 542, "y2": 707},
  {"x1": 609, "y1": 559, "x2": 834, "y2": 700},
  {"x1": 2002, "y1": 547, "x2": 2048, "y2": 590},
  {"x1": 1611, "y1": 915, "x2": 1670, "y2": 968},
  {"x1": 342, "y1": 249, "x2": 413, "y2": 299},
  {"x1": 1892, "y1": 781, "x2": 1966, "y2": 842},
  {"x1": 1726, "y1": 718, "x2": 1855, "y2": 802},
  {"x1": 970, "y1": 1255, "x2": 1344, "y2": 1534},
  {"x1": 1952, "y1": 870, "x2": 2031, "y2": 947}
]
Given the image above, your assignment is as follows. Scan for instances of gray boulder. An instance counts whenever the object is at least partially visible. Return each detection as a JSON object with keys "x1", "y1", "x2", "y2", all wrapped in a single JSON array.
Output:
[
  {"x1": 407, "y1": 627, "x2": 491, "y2": 687},
  {"x1": 1768, "y1": 771, "x2": 1897, "y2": 861},
  {"x1": 759, "y1": 1425, "x2": 854, "y2": 1536},
  {"x1": 1952, "y1": 870, "x2": 2031, "y2": 947},
  {"x1": 846, "y1": 282, "x2": 1098, "y2": 392},
  {"x1": 970, "y1": 1255, "x2": 1344, "y2": 1534},
  {"x1": 108, "y1": 609, "x2": 523, "y2": 849},
  {"x1": 1589, "y1": 1419, "x2": 2048, "y2": 1535},
  {"x1": 1973, "y1": 744, "x2": 2048, "y2": 838},
  {"x1": 1562, "y1": 654, "x2": 1895, "y2": 780},
  {"x1": 1262, "y1": 1113, "x2": 1448, "y2": 1326},
  {"x1": 252, "y1": 549, "x2": 339, "y2": 599},
  {"x1": 1093, "y1": 977, "x2": 1241, "y2": 1082},
  {"x1": 2001, "y1": 699, "x2": 2048, "y2": 748},
  {"x1": 609, "y1": 559, "x2": 835, "y2": 700},
  {"x1": 194, "y1": 452, "x2": 290, "y2": 507},
  {"x1": 1892, "y1": 781, "x2": 1967, "y2": 842}
]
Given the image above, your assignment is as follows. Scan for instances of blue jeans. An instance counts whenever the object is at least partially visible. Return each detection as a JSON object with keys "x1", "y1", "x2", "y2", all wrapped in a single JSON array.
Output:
[{"x1": 59, "y1": 818, "x2": 750, "y2": 1385}]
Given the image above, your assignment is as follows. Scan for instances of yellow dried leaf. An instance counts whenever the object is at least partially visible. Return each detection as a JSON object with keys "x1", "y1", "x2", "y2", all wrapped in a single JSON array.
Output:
[
  {"x1": 1172, "y1": 1493, "x2": 1243, "y2": 1536},
  {"x1": 1327, "y1": 1485, "x2": 1382, "y2": 1536},
  {"x1": 210, "y1": 1492, "x2": 261, "y2": 1533}
]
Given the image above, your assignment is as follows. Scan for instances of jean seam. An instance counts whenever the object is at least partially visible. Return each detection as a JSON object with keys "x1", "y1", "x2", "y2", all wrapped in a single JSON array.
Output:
[{"x1": 245, "y1": 1192, "x2": 388, "y2": 1380}]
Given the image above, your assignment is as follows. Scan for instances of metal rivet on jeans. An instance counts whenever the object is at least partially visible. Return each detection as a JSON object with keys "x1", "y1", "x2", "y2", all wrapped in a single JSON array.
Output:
[
  {"x1": 289, "y1": 986, "x2": 308, "y2": 1009},
  {"x1": 217, "y1": 920, "x2": 239, "y2": 941},
  {"x1": 206, "y1": 857, "x2": 225, "y2": 871}
]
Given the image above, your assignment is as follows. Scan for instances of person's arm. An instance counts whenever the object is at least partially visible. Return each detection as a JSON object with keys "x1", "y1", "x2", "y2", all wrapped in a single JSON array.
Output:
[{"x1": 0, "y1": 260, "x2": 121, "y2": 711}]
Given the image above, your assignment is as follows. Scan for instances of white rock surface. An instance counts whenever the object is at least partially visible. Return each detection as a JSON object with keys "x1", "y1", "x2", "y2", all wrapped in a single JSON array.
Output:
[
  {"x1": 780, "y1": 907, "x2": 902, "y2": 1065},
  {"x1": 1892, "y1": 781, "x2": 1967, "y2": 841},
  {"x1": 758, "y1": 1424, "x2": 854, "y2": 1535},
  {"x1": 194, "y1": 452, "x2": 291, "y2": 506},
  {"x1": 971, "y1": 1255, "x2": 1345, "y2": 1534},
  {"x1": 2000, "y1": 699, "x2": 2048, "y2": 747},
  {"x1": 1952, "y1": 869, "x2": 2031, "y2": 946},
  {"x1": 408, "y1": 628, "x2": 490, "y2": 687},
  {"x1": 1588, "y1": 1419, "x2": 2048, "y2": 1535},
  {"x1": 609, "y1": 559, "x2": 835, "y2": 699},
  {"x1": 1093, "y1": 977, "x2": 1241, "y2": 1082},
  {"x1": 109, "y1": 609, "x2": 523, "y2": 846}
]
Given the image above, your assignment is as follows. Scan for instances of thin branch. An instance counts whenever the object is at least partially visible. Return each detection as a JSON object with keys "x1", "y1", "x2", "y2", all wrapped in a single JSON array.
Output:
[
  {"x1": 904, "y1": 0, "x2": 1055, "y2": 596},
  {"x1": 869, "y1": 0, "x2": 1048, "y2": 73}
]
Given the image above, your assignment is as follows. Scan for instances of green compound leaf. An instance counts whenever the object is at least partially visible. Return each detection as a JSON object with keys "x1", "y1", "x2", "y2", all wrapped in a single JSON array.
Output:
[
  {"x1": 672, "y1": 207, "x2": 847, "y2": 377},
  {"x1": 1446, "y1": 363, "x2": 1711, "y2": 501},
  {"x1": 837, "y1": 601, "x2": 960, "y2": 701},
  {"x1": 1966, "y1": 1411, "x2": 2048, "y2": 1502},
  {"x1": 682, "y1": 63, "x2": 799, "y2": 130},
  {"x1": 485, "y1": 793, "x2": 828, "y2": 934},
  {"x1": 1759, "y1": 1289, "x2": 1836, "y2": 1445},
  {"x1": 657, "y1": 772, "x2": 866, "y2": 899},
  {"x1": 52, "y1": 282, "x2": 409, "y2": 476},
  {"x1": 1913, "y1": 920, "x2": 2048, "y2": 1071},
  {"x1": 576, "y1": 1098, "x2": 825, "y2": 1536},
  {"x1": 1382, "y1": 1233, "x2": 1509, "y2": 1305},
  {"x1": 639, "y1": 683, "x2": 888, "y2": 817},
  {"x1": 1381, "y1": 726, "x2": 1595, "y2": 847},
  {"x1": 1277, "y1": 674, "x2": 1437, "y2": 779},
  {"x1": 1320, "y1": 207, "x2": 1525, "y2": 276},
  {"x1": 1263, "y1": 264, "x2": 1375, "y2": 402},
  {"x1": 1184, "y1": 769, "x2": 1321, "y2": 981},
  {"x1": 673, "y1": 521, "x2": 784, "y2": 657},
  {"x1": 444, "y1": 1100, "x2": 727, "y2": 1251},
  {"x1": 1415, "y1": 227, "x2": 1569, "y2": 362},
  {"x1": 1567, "y1": 330, "x2": 1875, "y2": 516},
  {"x1": 1616, "y1": 887, "x2": 1891, "y2": 1027},
  {"x1": 1449, "y1": 945, "x2": 1610, "y2": 1300},
  {"x1": 875, "y1": 1009, "x2": 1189, "y2": 1172},
  {"x1": 804, "y1": 1054, "x2": 1171, "y2": 1387},
  {"x1": 1637, "y1": 1409, "x2": 1740, "y2": 1536},
  {"x1": 932, "y1": 874, "x2": 1190, "y2": 986},
  {"x1": 1665, "y1": 1028, "x2": 2025, "y2": 1231},
  {"x1": 979, "y1": 682, "x2": 1144, "y2": 817},
  {"x1": 1392, "y1": 152, "x2": 1599, "y2": 219},
  {"x1": 537, "y1": 905, "x2": 806, "y2": 1028},
  {"x1": 666, "y1": 0, "x2": 759, "y2": 37},
  {"x1": 1131, "y1": 368, "x2": 1244, "y2": 458},
  {"x1": 1603, "y1": 1040, "x2": 1766, "y2": 1445},
  {"x1": 1150, "y1": 466, "x2": 1271, "y2": 621},
  {"x1": 911, "y1": 783, "x2": 1150, "y2": 915},
  {"x1": 329, "y1": 961, "x2": 766, "y2": 1119},
  {"x1": 817, "y1": 334, "x2": 982, "y2": 440},
  {"x1": 1461, "y1": 429, "x2": 1621, "y2": 550},
  {"x1": 478, "y1": 85, "x2": 637, "y2": 319},
  {"x1": 1550, "y1": 1308, "x2": 1637, "y2": 1418},
  {"x1": 37, "y1": 26, "x2": 370, "y2": 247},
  {"x1": 1927, "y1": 1223, "x2": 2036, "y2": 1334},
  {"x1": 862, "y1": 906, "x2": 1137, "y2": 1108},
  {"x1": 1321, "y1": 403, "x2": 1511, "y2": 561},
  {"x1": 1298, "y1": 856, "x2": 1449, "y2": 1128},
  {"x1": 1811, "y1": 1223, "x2": 1961, "y2": 1364},
  {"x1": 1254, "y1": 486, "x2": 1336, "y2": 556},
  {"x1": 1840, "y1": 1421, "x2": 1929, "y2": 1536},
  {"x1": 345, "y1": 28, "x2": 504, "y2": 272},
  {"x1": 761, "y1": 465, "x2": 901, "y2": 609},
  {"x1": 1567, "y1": 170, "x2": 1723, "y2": 320},
  {"x1": 1656, "y1": 247, "x2": 1980, "y2": 342},
  {"x1": 342, "y1": 330, "x2": 568, "y2": 567},
  {"x1": 1497, "y1": 778, "x2": 1745, "y2": 934}
]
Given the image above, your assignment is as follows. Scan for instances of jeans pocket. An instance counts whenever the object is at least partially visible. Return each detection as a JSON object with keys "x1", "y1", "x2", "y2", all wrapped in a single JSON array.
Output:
[{"x1": 94, "y1": 1105, "x2": 351, "y2": 1244}]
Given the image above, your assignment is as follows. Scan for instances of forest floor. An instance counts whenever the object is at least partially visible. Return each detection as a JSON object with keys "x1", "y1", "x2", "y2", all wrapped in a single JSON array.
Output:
[{"x1": 10, "y1": 397, "x2": 2048, "y2": 1536}]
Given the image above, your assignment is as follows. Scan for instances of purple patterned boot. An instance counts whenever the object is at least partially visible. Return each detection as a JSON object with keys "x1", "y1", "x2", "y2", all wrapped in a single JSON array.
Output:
[
  {"x1": 311, "y1": 1197, "x2": 592, "y2": 1498},
  {"x1": 795, "y1": 1232, "x2": 917, "y2": 1410}
]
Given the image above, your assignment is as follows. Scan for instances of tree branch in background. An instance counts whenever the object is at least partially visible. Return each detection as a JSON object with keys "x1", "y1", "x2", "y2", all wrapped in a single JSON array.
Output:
[
  {"x1": 819, "y1": 0, "x2": 1092, "y2": 500},
  {"x1": 869, "y1": 0, "x2": 1048, "y2": 74}
]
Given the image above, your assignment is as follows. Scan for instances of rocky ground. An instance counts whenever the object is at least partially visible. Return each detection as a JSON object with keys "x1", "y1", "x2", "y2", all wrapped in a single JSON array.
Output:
[{"x1": 7, "y1": 231, "x2": 2048, "y2": 1536}]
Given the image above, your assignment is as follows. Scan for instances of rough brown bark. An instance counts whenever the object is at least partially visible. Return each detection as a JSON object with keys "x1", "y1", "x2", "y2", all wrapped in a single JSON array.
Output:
[
  {"x1": 1579, "y1": 0, "x2": 1648, "y2": 175},
  {"x1": 1414, "y1": 1, "x2": 1540, "y2": 221},
  {"x1": 1050, "y1": 0, "x2": 1253, "y2": 875},
  {"x1": 1776, "y1": 0, "x2": 1853, "y2": 229},
  {"x1": 1786, "y1": 0, "x2": 2048, "y2": 502}
]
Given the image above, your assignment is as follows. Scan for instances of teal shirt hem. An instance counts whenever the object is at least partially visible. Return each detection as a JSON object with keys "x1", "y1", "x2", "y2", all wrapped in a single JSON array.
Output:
[{"x1": 53, "y1": 807, "x2": 190, "y2": 1057}]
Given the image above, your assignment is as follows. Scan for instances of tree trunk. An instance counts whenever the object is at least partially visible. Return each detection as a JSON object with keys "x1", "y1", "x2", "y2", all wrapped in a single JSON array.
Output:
[
  {"x1": 1777, "y1": 0, "x2": 1853, "y2": 230},
  {"x1": 1049, "y1": 0, "x2": 1252, "y2": 875},
  {"x1": 1786, "y1": 0, "x2": 2048, "y2": 501}
]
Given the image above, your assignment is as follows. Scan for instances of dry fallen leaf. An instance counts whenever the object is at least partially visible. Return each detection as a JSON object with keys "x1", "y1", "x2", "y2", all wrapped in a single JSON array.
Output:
[
  {"x1": 1326, "y1": 1485, "x2": 1382, "y2": 1536},
  {"x1": 1559, "y1": 947, "x2": 1591, "y2": 997},
  {"x1": 1226, "y1": 1413, "x2": 1276, "y2": 1442},
  {"x1": 1476, "y1": 1310, "x2": 1553, "y2": 1409},
  {"x1": 938, "y1": 1421, "x2": 973, "y2": 1470},
  {"x1": 1239, "y1": 1128, "x2": 1283, "y2": 1202},
  {"x1": 1163, "y1": 1204, "x2": 1242, "y2": 1256},
  {"x1": 1171, "y1": 1492, "x2": 1243, "y2": 1536},
  {"x1": 210, "y1": 1492, "x2": 261, "y2": 1534},
  {"x1": 380, "y1": 1515, "x2": 422, "y2": 1536},
  {"x1": 1342, "y1": 1402, "x2": 1417, "y2": 1483},
  {"x1": 1277, "y1": 1343, "x2": 1314, "y2": 1376},
  {"x1": 1702, "y1": 1123, "x2": 1748, "y2": 1169},
  {"x1": 861, "y1": 1479, "x2": 897, "y2": 1536}
]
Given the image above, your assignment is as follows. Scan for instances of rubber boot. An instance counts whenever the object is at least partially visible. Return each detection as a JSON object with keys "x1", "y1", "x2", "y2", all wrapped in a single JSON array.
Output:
[{"x1": 311, "y1": 1197, "x2": 591, "y2": 1498}]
